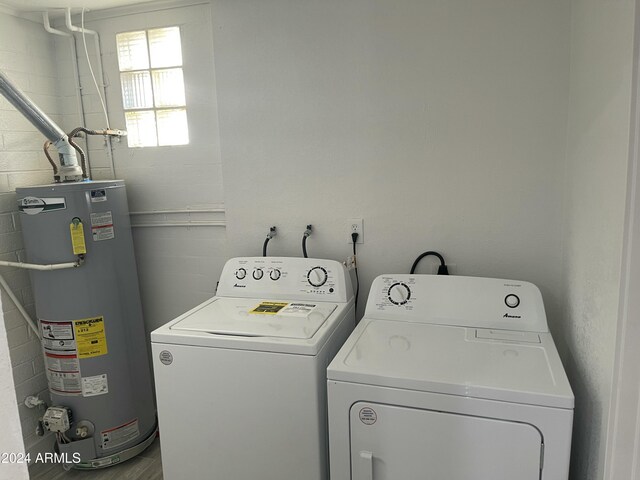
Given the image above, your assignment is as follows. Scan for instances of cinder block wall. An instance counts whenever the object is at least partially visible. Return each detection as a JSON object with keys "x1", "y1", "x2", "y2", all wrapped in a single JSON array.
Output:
[{"x1": 0, "y1": 9, "x2": 62, "y2": 456}]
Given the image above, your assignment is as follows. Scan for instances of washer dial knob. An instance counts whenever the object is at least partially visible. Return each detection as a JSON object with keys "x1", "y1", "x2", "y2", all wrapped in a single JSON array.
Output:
[
  {"x1": 388, "y1": 282, "x2": 411, "y2": 305},
  {"x1": 235, "y1": 268, "x2": 247, "y2": 280},
  {"x1": 252, "y1": 268, "x2": 264, "y2": 280},
  {"x1": 270, "y1": 269, "x2": 281, "y2": 281},
  {"x1": 307, "y1": 267, "x2": 328, "y2": 287}
]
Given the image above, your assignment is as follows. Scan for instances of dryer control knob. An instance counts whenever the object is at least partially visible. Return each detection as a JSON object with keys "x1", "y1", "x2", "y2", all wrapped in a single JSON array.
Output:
[
  {"x1": 505, "y1": 294, "x2": 520, "y2": 308},
  {"x1": 270, "y1": 269, "x2": 281, "y2": 281},
  {"x1": 307, "y1": 267, "x2": 328, "y2": 287},
  {"x1": 252, "y1": 268, "x2": 264, "y2": 280},
  {"x1": 235, "y1": 268, "x2": 247, "y2": 280},
  {"x1": 388, "y1": 282, "x2": 411, "y2": 305}
]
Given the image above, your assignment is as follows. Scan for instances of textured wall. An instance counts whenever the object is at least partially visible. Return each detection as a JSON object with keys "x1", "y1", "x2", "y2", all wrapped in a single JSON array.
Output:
[
  {"x1": 0, "y1": 9, "x2": 59, "y2": 457},
  {"x1": 212, "y1": 0, "x2": 571, "y2": 325},
  {"x1": 0, "y1": 306, "x2": 28, "y2": 479},
  {"x1": 559, "y1": 0, "x2": 636, "y2": 478}
]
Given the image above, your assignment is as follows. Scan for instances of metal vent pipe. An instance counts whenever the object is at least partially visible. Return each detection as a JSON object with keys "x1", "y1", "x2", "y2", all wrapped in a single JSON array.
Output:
[{"x1": 0, "y1": 69, "x2": 82, "y2": 181}]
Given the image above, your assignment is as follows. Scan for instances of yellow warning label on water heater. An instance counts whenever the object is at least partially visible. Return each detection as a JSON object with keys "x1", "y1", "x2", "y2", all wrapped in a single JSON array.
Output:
[
  {"x1": 249, "y1": 301, "x2": 289, "y2": 315},
  {"x1": 69, "y1": 218, "x2": 86, "y2": 255},
  {"x1": 74, "y1": 316, "x2": 107, "y2": 358}
]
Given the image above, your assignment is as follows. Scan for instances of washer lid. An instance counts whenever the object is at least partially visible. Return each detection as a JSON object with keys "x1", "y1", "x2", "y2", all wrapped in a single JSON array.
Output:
[
  {"x1": 171, "y1": 298, "x2": 337, "y2": 339},
  {"x1": 328, "y1": 319, "x2": 574, "y2": 409}
]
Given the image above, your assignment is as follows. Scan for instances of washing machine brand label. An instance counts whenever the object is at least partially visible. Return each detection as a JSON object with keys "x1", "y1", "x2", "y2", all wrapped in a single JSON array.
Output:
[
  {"x1": 278, "y1": 303, "x2": 318, "y2": 317},
  {"x1": 359, "y1": 407, "x2": 377, "y2": 425},
  {"x1": 73, "y1": 317, "x2": 108, "y2": 359},
  {"x1": 249, "y1": 301, "x2": 289, "y2": 314},
  {"x1": 90, "y1": 211, "x2": 115, "y2": 241},
  {"x1": 90, "y1": 189, "x2": 107, "y2": 202},
  {"x1": 18, "y1": 197, "x2": 66, "y2": 215},
  {"x1": 503, "y1": 313, "x2": 522, "y2": 319},
  {"x1": 69, "y1": 218, "x2": 87, "y2": 255},
  {"x1": 82, "y1": 374, "x2": 109, "y2": 397},
  {"x1": 101, "y1": 419, "x2": 140, "y2": 450},
  {"x1": 159, "y1": 350, "x2": 173, "y2": 365}
]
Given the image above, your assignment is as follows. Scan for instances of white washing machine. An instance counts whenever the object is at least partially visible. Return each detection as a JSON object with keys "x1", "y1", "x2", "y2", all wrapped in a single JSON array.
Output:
[
  {"x1": 151, "y1": 256, "x2": 354, "y2": 480},
  {"x1": 328, "y1": 275, "x2": 574, "y2": 480}
]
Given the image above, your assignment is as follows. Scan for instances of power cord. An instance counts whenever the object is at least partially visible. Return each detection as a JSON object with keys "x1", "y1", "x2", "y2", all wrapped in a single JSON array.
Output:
[
  {"x1": 302, "y1": 225, "x2": 312, "y2": 258},
  {"x1": 263, "y1": 226, "x2": 277, "y2": 257},
  {"x1": 352, "y1": 232, "x2": 360, "y2": 318},
  {"x1": 410, "y1": 251, "x2": 449, "y2": 275}
]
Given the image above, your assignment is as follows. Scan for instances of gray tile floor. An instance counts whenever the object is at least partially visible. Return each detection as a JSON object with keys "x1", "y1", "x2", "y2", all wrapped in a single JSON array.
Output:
[{"x1": 28, "y1": 437, "x2": 162, "y2": 480}]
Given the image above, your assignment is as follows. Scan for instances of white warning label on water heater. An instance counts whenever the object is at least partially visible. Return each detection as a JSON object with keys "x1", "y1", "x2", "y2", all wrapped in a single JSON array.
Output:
[
  {"x1": 47, "y1": 370, "x2": 82, "y2": 396},
  {"x1": 41, "y1": 320, "x2": 73, "y2": 341},
  {"x1": 44, "y1": 352, "x2": 79, "y2": 373},
  {"x1": 82, "y1": 374, "x2": 108, "y2": 397},
  {"x1": 101, "y1": 419, "x2": 140, "y2": 450},
  {"x1": 90, "y1": 211, "x2": 115, "y2": 241}
]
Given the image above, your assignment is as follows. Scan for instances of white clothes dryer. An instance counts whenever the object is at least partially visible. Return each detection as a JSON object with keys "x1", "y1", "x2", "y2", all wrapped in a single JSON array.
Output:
[
  {"x1": 328, "y1": 275, "x2": 573, "y2": 480},
  {"x1": 152, "y1": 257, "x2": 354, "y2": 480}
]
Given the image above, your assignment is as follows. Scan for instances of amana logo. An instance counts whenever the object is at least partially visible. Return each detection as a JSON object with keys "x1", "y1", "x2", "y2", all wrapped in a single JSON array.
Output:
[
  {"x1": 503, "y1": 313, "x2": 522, "y2": 319},
  {"x1": 233, "y1": 283, "x2": 246, "y2": 288}
]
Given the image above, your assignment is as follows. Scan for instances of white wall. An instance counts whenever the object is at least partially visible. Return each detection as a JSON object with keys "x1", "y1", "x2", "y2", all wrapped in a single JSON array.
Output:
[
  {"x1": 55, "y1": 2, "x2": 228, "y2": 332},
  {"x1": 559, "y1": 0, "x2": 636, "y2": 478},
  {"x1": 0, "y1": 305, "x2": 28, "y2": 479},
  {"x1": 0, "y1": 8, "x2": 59, "y2": 458},
  {"x1": 212, "y1": 0, "x2": 571, "y2": 324}
]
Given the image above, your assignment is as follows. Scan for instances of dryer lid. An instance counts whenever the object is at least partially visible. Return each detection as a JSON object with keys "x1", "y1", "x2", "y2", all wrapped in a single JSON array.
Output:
[
  {"x1": 328, "y1": 319, "x2": 574, "y2": 409},
  {"x1": 171, "y1": 297, "x2": 337, "y2": 339}
]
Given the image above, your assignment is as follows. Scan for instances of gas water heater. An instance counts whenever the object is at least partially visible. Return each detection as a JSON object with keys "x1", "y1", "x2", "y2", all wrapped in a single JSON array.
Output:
[
  {"x1": 0, "y1": 69, "x2": 157, "y2": 468},
  {"x1": 17, "y1": 181, "x2": 157, "y2": 468}
]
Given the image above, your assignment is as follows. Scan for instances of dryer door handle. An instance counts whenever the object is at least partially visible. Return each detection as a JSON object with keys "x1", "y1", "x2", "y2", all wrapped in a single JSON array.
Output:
[{"x1": 358, "y1": 450, "x2": 374, "y2": 480}]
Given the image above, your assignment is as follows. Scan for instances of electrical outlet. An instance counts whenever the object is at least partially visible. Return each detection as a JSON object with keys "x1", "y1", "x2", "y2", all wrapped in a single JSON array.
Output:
[{"x1": 347, "y1": 218, "x2": 364, "y2": 244}]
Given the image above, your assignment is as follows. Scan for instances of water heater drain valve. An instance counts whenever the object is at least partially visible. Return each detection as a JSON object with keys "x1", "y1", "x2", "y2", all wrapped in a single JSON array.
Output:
[{"x1": 42, "y1": 406, "x2": 71, "y2": 433}]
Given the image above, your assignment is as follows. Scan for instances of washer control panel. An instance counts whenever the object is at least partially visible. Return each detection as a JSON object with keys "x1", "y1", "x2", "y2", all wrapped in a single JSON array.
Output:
[
  {"x1": 217, "y1": 257, "x2": 353, "y2": 303},
  {"x1": 366, "y1": 275, "x2": 548, "y2": 333}
]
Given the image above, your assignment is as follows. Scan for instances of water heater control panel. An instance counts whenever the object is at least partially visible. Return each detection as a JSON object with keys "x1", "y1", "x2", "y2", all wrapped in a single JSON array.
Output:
[{"x1": 217, "y1": 257, "x2": 353, "y2": 303}]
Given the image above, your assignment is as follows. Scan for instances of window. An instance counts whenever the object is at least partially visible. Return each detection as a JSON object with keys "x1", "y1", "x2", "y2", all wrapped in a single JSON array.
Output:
[{"x1": 116, "y1": 27, "x2": 189, "y2": 147}]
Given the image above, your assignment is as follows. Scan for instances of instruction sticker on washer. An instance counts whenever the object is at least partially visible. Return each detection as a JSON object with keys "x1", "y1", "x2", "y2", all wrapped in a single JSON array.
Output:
[
  {"x1": 90, "y1": 211, "x2": 115, "y2": 241},
  {"x1": 74, "y1": 317, "x2": 108, "y2": 359},
  {"x1": 278, "y1": 303, "x2": 319, "y2": 317},
  {"x1": 82, "y1": 374, "x2": 108, "y2": 397},
  {"x1": 101, "y1": 419, "x2": 139, "y2": 450},
  {"x1": 249, "y1": 301, "x2": 289, "y2": 315}
]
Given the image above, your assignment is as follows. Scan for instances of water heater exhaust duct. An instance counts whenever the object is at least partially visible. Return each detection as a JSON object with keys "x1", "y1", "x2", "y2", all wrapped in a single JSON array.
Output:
[{"x1": 0, "y1": 69, "x2": 82, "y2": 181}]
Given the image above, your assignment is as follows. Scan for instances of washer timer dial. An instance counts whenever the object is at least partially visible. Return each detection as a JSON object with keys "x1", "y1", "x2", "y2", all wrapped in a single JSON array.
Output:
[
  {"x1": 252, "y1": 268, "x2": 264, "y2": 280},
  {"x1": 270, "y1": 269, "x2": 281, "y2": 281},
  {"x1": 388, "y1": 282, "x2": 411, "y2": 305},
  {"x1": 307, "y1": 267, "x2": 328, "y2": 287},
  {"x1": 235, "y1": 268, "x2": 247, "y2": 280}
]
